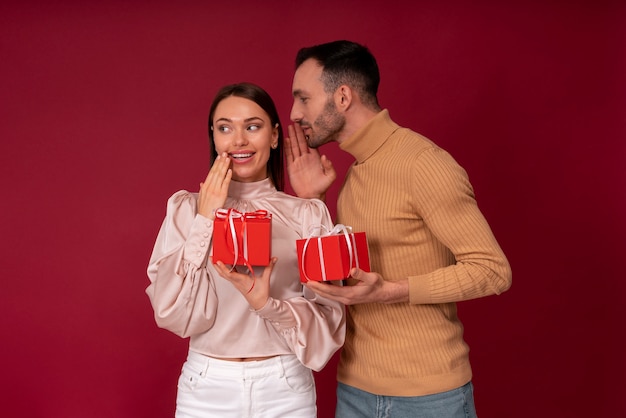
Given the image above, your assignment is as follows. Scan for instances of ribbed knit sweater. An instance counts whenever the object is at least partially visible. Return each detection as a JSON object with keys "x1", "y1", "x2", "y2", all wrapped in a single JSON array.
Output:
[{"x1": 336, "y1": 110, "x2": 512, "y2": 396}]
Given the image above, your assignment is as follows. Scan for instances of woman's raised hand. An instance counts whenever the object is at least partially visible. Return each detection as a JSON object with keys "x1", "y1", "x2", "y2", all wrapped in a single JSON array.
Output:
[{"x1": 198, "y1": 153, "x2": 233, "y2": 219}]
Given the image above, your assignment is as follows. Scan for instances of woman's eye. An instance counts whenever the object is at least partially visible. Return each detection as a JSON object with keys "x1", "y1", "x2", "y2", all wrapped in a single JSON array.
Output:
[
  {"x1": 247, "y1": 124, "x2": 260, "y2": 132},
  {"x1": 217, "y1": 125, "x2": 230, "y2": 133}
]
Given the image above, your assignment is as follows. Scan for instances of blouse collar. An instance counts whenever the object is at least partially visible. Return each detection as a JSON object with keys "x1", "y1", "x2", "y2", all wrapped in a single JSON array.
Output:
[{"x1": 227, "y1": 178, "x2": 277, "y2": 200}]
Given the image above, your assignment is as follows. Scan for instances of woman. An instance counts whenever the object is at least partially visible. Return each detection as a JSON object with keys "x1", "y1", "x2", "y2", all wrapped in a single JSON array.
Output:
[{"x1": 146, "y1": 82, "x2": 345, "y2": 417}]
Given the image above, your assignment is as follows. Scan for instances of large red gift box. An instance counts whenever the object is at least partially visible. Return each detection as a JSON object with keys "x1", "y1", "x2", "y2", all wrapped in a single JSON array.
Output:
[
  {"x1": 296, "y1": 225, "x2": 370, "y2": 282},
  {"x1": 212, "y1": 209, "x2": 272, "y2": 267}
]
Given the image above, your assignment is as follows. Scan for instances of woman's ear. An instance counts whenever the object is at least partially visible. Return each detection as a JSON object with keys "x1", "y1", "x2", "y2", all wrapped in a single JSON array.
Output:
[{"x1": 271, "y1": 123, "x2": 279, "y2": 148}]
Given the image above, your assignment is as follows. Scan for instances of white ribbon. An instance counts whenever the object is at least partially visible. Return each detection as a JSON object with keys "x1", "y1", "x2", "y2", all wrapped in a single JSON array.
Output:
[
  {"x1": 214, "y1": 208, "x2": 243, "y2": 271},
  {"x1": 300, "y1": 224, "x2": 360, "y2": 282}
]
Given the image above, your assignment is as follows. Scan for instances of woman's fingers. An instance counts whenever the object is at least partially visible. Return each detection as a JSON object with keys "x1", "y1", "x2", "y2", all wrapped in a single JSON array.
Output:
[{"x1": 198, "y1": 153, "x2": 232, "y2": 218}]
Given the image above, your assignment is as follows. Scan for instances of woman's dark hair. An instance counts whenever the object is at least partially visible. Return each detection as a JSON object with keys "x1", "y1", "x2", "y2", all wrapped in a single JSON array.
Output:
[
  {"x1": 208, "y1": 82, "x2": 284, "y2": 191},
  {"x1": 295, "y1": 40, "x2": 380, "y2": 110}
]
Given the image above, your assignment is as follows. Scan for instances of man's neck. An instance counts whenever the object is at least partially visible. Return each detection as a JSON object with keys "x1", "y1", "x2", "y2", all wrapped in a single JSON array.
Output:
[{"x1": 336, "y1": 106, "x2": 381, "y2": 145}]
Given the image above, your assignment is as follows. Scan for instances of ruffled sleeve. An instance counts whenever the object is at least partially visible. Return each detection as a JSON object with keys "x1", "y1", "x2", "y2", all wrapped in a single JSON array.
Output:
[
  {"x1": 254, "y1": 198, "x2": 346, "y2": 371},
  {"x1": 146, "y1": 190, "x2": 219, "y2": 338}
]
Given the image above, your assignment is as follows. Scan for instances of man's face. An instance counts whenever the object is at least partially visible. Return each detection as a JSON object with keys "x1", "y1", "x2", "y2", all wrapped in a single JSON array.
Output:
[{"x1": 291, "y1": 59, "x2": 345, "y2": 148}]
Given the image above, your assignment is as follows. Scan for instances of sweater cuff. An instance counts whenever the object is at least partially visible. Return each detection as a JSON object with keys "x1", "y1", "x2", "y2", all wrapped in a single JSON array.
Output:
[{"x1": 408, "y1": 274, "x2": 432, "y2": 305}]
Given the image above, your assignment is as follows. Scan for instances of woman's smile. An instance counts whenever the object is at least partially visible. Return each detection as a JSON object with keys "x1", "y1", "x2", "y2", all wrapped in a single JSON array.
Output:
[{"x1": 229, "y1": 150, "x2": 255, "y2": 163}]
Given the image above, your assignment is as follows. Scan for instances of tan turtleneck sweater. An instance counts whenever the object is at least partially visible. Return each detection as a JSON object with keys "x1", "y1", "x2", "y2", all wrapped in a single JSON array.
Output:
[{"x1": 336, "y1": 110, "x2": 512, "y2": 396}]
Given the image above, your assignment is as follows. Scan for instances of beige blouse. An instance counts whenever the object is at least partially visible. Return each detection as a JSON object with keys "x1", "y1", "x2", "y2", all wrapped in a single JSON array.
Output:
[{"x1": 146, "y1": 179, "x2": 345, "y2": 371}]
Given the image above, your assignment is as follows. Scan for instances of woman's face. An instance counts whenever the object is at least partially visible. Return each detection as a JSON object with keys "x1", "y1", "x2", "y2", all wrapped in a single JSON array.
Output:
[{"x1": 212, "y1": 96, "x2": 278, "y2": 183}]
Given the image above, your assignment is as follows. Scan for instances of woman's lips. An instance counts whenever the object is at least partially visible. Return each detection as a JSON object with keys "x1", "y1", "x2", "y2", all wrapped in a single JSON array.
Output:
[{"x1": 229, "y1": 151, "x2": 255, "y2": 163}]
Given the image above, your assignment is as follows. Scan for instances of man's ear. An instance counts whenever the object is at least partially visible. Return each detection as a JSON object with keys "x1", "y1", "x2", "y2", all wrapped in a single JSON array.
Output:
[{"x1": 334, "y1": 85, "x2": 352, "y2": 111}]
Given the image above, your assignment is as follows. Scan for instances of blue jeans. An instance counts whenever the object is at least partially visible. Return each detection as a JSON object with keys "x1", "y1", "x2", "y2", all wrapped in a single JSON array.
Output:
[{"x1": 335, "y1": 381, "x2": 477, "y2": 418}]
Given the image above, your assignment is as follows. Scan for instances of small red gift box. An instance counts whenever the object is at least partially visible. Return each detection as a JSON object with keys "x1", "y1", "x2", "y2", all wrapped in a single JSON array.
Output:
[
  {"x1": 212, "y1": 208, "x2": 272, "y2": 268},
  {"x1": 296, "y1": 225, "x2": 370, "y2": 282}
]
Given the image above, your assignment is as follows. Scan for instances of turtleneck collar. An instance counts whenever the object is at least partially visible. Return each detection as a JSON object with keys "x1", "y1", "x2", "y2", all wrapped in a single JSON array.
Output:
[
  {"x1": 227, "y1": 178, "x2": 277, "y2": 200},
  {"x1": 339, "y1": 109, "x2": 399, "y2": 163}
]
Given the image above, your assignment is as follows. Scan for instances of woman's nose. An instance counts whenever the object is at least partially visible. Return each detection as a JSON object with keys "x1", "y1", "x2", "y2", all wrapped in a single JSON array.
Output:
[{"x1": 233, "y1": 128, "x2": 248, "y2": 146}]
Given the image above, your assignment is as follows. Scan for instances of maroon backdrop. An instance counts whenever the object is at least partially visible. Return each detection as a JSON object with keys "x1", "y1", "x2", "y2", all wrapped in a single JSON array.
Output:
[{"x1": 1, "y1": 1, "x2": 624, "y2": 417}]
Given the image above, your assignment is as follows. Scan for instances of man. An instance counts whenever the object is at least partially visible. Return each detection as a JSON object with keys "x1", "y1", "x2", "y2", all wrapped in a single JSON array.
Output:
[{"x1": 285, "y1": 40, "x2": 512, "y2": 418}]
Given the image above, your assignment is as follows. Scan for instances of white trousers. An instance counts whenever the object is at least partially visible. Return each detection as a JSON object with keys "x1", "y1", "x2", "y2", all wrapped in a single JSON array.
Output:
[{"x1": 175, "y1": 350, "x2": 317, "y2": 418}]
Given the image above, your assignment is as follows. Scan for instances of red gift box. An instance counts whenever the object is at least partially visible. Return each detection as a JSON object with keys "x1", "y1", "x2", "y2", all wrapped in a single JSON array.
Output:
[
  {"x1": 296, "y1": 225, "x2": 370, "y2": 282},
  {"x1": 212, "y1": 208, "x2": 272, "y2": 268}
]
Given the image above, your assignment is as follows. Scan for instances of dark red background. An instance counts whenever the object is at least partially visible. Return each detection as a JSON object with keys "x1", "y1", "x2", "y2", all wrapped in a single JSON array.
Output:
[{"x1": 1, "y1": 1, "x2": 624, "y2": 417}]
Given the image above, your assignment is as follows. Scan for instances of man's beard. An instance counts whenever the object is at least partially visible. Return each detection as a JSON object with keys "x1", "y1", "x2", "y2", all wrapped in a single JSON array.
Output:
[{"x1": 306, "y1": 99, "x2": 345, "y2": 148}]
